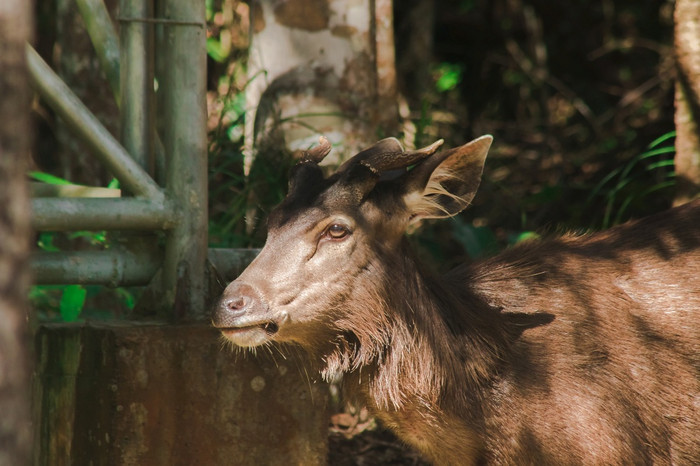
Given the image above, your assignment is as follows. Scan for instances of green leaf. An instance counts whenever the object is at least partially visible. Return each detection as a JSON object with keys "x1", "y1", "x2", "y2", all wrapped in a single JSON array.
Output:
[
  {"x1": 205, "y1": 0, "x2": 215, "y2": 20},
  {"x1": 435, "y1": 63, "x2": 463, "y2": 92},
  {"x1": 37, "y1": 232, "x2": 60, "y2": 252},
  {"x1": 107, "y1": 177, "x2": 120, "y2": 189},
  {"x1": 29, "y1": 171, "x2": 72, "y2": 185},
  {"x1": 68, "y1": 230, "x2": 107, "y2": 246},
  {"x1": 509, "y1": 231, "x2": 540, "y2": 245},
  {"x1": 59, "y1": 285, "x2": 87, "y2": 322},
  {"x1": 206, "y1": 37, "x2": 227, "y2": 63},
  {"x1": 115, "y1": 288, "x2": 136, "y2": 310},
  {"x1": 647, "y1": 131, "x2": 675, "y2": 149}
]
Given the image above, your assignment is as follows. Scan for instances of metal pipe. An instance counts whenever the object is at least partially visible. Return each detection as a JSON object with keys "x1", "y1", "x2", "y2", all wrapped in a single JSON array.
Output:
[
  {"x1": 25, "y1": 45, "x2": 163, "y2": 200},
  {"x1": 72, "y1": 1, "x2": 166, "y2": 183},
  {"x1": 32, "y1": 248, "x2": 260, "y2": 287},
  {"x1": 74, "y1": 0, "x2": 121, "y2": 105},
  {"x1": 119, "y1": 0, "x2": 152, "y2": 171},
  {"x1": 160, "y1": 0, "x2": 208, "y2": 320},
  {"x1": 207, "y1": 248, "x2": 260, "y2": 283},
  {"x1": 31, "y1": 197, "x2": 179, "y2": 231},
  {"x1": 32, "y1": 249, "x2": 161, "y2": 286}
]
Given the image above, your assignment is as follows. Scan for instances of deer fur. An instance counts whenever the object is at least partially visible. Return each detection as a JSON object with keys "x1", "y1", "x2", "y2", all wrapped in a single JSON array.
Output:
[{"x1": 214, "y1": 136, "x2": 699, "y2": 465}]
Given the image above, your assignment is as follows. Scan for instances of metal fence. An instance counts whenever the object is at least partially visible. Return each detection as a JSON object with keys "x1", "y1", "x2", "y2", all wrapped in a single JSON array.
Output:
[{"x1": 28, "y1": 0, "x2": 208, "y2": 320}]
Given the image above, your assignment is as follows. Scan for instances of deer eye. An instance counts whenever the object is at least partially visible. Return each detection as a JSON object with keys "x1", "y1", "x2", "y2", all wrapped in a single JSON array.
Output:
[{"x1": 325, "y1": 223, "x2": 350, "y2": 240}]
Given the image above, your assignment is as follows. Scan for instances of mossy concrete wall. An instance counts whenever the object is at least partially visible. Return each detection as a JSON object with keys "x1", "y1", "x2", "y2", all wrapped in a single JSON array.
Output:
[{"x1": 33, "y1": 322, "x2": 329, "y2": 465}]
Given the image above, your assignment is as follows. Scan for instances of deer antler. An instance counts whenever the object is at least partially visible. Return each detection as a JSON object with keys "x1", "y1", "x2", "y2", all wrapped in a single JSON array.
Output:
[
  {"x1": 339, "y1": 138, "x2": 444, "y2": 176},
  {"x1": 330, "y1": 138, "x2": 446, "y2": 201},
  {"x1": 300, "y1": 136, "x2": 332, "y2": 164},
  {"x1": 290, "y1": 136, "x2": 446, "y2": 203}
]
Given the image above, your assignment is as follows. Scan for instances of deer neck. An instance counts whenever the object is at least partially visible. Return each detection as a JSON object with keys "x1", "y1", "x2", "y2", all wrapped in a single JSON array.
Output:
[{"x1": 332, "y1": 241, "x2": 508, "y2": 414}]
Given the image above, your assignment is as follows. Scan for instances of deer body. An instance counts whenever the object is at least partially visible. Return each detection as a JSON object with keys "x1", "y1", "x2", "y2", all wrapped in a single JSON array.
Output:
[{"x1": 214, "y1": 136, "x2": 699, "y2": 465}]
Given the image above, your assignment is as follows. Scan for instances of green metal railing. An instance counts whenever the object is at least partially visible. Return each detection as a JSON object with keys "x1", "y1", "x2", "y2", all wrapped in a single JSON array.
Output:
[{"x1": 28, "y1": 0, "x2": 209, "y2": 320}]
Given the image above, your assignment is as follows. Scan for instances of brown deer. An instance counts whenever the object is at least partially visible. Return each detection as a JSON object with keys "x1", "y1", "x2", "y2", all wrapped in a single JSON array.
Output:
[{"x1": 213, "y1": 136, "x2": 700, "y2": 465}]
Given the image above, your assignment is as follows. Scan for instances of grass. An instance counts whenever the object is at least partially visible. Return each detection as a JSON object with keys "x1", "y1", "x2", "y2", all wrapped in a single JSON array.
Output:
[{"x1": 587, "y1": 131, "x2": 676, "y2": 229}]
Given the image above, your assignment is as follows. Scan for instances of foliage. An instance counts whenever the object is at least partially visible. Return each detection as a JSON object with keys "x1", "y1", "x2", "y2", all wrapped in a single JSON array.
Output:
[
  {"x1": 434, "y1": 63, "x2": 463, "y2": 93},
  {"x1": 29, "y1": 174, "x2": 136, "y2": 322},
  {"x1": 204, "y1": 0, "x2": 677, "y2": 260},
  {"x1": 393, "y1": 0, "x2": 677, "y2": 260},
  {"x1": 29, "y1": 171, "x2": 72, "y2": 185},
  {"x1": 58, "y1": 285, "x2": 86, "y2": 322},
  {"x1": 30, "y1": 0, "x2": 681, "y2": 315},
  {"x1": 587, "y1": 131, "x2": 676, "y2": 229}
]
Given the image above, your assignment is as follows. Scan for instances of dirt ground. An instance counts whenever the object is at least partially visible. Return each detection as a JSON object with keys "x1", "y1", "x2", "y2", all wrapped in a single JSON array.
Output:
[
  {"x1": 328, "y1": 428, "x2": 429, "y2": 466},
  {"x1": 327, "y1": 404, "x2": 430, "y2": 465}
]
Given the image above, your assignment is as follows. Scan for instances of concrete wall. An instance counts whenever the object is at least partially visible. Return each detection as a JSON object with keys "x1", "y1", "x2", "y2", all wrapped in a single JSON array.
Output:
[{"x1": 33, "y1": 322, "x2": 329, "y2": 465}]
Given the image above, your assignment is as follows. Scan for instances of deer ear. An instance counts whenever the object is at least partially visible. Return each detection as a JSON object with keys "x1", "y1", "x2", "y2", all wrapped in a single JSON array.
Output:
[{"x1": 402, "y1": 135, "x2": 492, "y2": 222}]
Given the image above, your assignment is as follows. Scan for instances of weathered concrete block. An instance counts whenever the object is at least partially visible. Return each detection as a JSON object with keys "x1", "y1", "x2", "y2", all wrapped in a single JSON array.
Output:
[{"x1": 33, "y1": 322, "x2": 329, "y2": 465}]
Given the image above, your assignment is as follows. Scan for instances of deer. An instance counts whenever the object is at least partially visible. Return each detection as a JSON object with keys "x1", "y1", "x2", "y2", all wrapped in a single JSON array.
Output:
[{"x1": 213, "y1": 135, "x2": 700, "y2": 465}]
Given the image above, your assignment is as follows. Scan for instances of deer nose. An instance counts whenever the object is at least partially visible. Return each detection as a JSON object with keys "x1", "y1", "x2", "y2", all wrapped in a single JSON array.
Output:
[
  {"x1": 214, "y1": 282, "x2": 263, "y2": 327},
  {"x1": 224, "y1": 295, "x2": 251, "y2": 314}
]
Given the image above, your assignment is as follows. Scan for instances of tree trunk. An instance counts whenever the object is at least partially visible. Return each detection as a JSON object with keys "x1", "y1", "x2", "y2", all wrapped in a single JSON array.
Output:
[
  {"x1": 245, "y1": 0, "x2": 399, "y2": 170},
  {"x1": 242, "y1": 0, "x2": 399, "y2": 238},
  {"x1": 0, "y1": 0, "x2": 34, "y2": 464},
  {"x1": 674, "y1": 0, "x2": 700, "y2": 205}
]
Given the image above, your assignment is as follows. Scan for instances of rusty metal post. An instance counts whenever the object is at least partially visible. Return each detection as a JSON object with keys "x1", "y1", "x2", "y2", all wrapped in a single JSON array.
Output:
[
  {"x1": 26, "y1": 45, "x2": 163, "y2": 200},
  {"x1": 159, "y1": 0, "x2": 208, "y2": 320},
  {"x1": 119, "y1": 0, "x2": 153, "y2": 172},
  {"x1": 75, "y1": 0, "x2": 121, "y2": 105}
]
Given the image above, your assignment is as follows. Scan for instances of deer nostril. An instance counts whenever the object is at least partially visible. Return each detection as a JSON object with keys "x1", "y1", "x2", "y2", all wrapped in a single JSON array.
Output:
[
  {"x1": 226, "y1": 296, "x2": 249, "y2": 312},
  {"x1": 217, "y1": 282, "x2": 264, "y2": 324}
]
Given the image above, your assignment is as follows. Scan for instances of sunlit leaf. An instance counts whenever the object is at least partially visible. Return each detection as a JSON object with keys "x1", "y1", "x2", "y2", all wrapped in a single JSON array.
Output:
[
  {"x1": 29, "y1": 171, "x2": 72, "y2": 185},
  {"x1": 60, "y1": 285, "x2": 87, "y2": 322},
  {"x1": 37, "y1": 232, "x2": 60, "y2": 252},
  {"x1": 207, "y1": 38, "x2": 227, "y2": 63},
  {"x1": 509, "y1": 231, "x2": 540, "y2": 245},
  {"x1": 435, "y1": 63, "x2": 463, "y2": 92}
]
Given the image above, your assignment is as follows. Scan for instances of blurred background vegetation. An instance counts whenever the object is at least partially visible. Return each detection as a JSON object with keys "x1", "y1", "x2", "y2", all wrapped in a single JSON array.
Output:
[
  {"x1": 32, "y1": 0, "x2": 677, "y2": 319},
  {"x1": 207, "y1": 0, "x2": 676, "y2": 263}
]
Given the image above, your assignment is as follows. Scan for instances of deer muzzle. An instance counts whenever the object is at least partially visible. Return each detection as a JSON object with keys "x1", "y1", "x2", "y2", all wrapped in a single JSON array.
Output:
[{"x1": 213, "y1": 281, "x2": 284, "y2": 347}]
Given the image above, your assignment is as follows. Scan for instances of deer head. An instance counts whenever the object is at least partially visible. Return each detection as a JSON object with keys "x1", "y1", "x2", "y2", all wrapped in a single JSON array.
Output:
[{"x1": 213, "y1": 135, "x2": 493, "y2": 352}]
